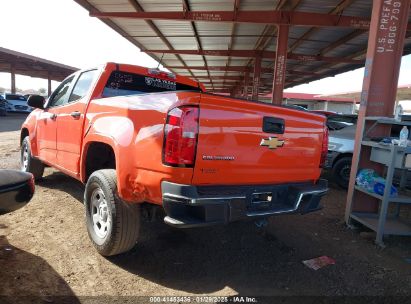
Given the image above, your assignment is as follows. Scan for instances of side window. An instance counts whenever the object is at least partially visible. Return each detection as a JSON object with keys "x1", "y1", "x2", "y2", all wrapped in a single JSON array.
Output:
[
  {"x1": 48, "y1": 76, "x2": 75, "y2": 107},
  {"x1": 68, "y1": 70, "x2": 97, "y2": 103}
]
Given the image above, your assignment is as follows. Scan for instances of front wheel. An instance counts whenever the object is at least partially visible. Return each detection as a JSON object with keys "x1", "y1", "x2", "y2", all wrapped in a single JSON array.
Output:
[
  {"x1": 332, "y1": 157, "x2": 352, "y2": 189},
  {"x1": 21, "y1": 136, "x2": 44, "y2": 180},
  {"x1": 84, "y1": 169, "x2": 140, "y2": 256}
]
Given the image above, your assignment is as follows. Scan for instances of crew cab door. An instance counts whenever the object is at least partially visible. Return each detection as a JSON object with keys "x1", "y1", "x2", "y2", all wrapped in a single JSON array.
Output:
[
  {"x1": 55, "y1": 70, "x2": 97, "y2": 176},
  {"x1": 36, "y1": 76, "x2": 75, "y2": 164}
]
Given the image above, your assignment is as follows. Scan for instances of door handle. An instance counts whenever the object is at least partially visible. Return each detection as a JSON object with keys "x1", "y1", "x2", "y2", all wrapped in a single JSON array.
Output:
[
  {"x1": 49, "y1": 113, "x2": 57, "y2": 120},
  {"x1": 70, "y1": 111, "x2": 81, "y2": 119},
  {"x1": 263, "y1": 116, "x2": 285, "y2": 134}
]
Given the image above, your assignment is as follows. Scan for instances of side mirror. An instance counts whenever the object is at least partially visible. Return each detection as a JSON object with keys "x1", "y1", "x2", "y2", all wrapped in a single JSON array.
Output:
[
  {"x1": 27, "y1": 95, "x2": 45, "y2": 109},
  {"x1": 0, "y1": 170, "x2": 35, "y2": 215}
]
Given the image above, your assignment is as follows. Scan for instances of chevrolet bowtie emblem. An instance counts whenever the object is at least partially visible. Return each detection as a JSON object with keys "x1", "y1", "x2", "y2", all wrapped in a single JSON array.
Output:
[{"x1": 260, "y1": 137, "x2": 285, "y2": 149}]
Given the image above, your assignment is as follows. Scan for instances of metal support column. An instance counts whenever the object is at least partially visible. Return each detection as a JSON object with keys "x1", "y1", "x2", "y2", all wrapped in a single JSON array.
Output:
[
  {"x1": 10, "y1": 65, "x2": 16, "y2": 94},
  {"x1": 47, "y1": 73, "x2": 52, "y2": 96},
  {"x1": 272, "y1": 25, "x2": 289, "y2": 104},
  {"x1": 252, "y1": 56, "x2": 261, "y2": 100},
  {"x1": 345, "y1": 0, "x2": 411, "y2": 222},
  {"x1": 243, "y1": 71, "x2": 249, "y2": 99}
]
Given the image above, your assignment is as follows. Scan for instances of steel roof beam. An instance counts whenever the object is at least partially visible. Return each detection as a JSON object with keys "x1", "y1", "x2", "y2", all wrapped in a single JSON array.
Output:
[
  {"x1": 146, "y1": 49, "x2": 363, "y2": 64},
  {"x1": 253, "y1": 0, "x2": 303, "y2": 53},
  {"x1": 241, "y1": 0, "x2": 303, "y2": 96},
  {"x1": 194, "y1": 76, "x2": 244, "y2": 80},
  {"x1": 222, "y1": 0, "x2": 241, "y2": 91},
  {"x1": 290, "y1": 30, "x2": 411, "y2": 87},
  {"x1": 182, "y1": 0, "x2": 213, "y2": 89},
  {"x1": 126, "y1": 0, "x2": 196, "y2": 78},
  {"x1": 288, "y1": 0, "x2": 358, "y2": 53},
  {"x1": 185, "y1": 68, "x2": 317, "y2": 76},
  {"x1": 91, "y1": 10, "x2": 371, "y2": 29},
  {"x1": 319, "y1": 29, "x2": 366, "y2": 55}
]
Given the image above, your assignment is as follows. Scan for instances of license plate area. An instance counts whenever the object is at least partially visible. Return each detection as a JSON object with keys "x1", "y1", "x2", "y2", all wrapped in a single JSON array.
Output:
[
  {"x1": 247, "y1": 187, "x2": 292, "y2": 214},
  {"x1": 251, "y1": 192, "x2": 273, "y2": 205},
  {"x1": 248, "y1": 191, "x2": 274, "y2": 213}
]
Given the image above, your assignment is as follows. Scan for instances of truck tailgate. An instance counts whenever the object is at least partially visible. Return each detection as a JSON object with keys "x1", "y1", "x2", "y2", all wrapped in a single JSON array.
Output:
[{"x1": 192, "y1": 94, "x2": 326, "y2": 185}]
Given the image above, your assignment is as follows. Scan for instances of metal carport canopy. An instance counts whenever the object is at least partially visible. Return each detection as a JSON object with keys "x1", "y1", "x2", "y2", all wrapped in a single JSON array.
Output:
[
  {"x1": 0, "y1": 47, "x2": 78, "y2": 82},
  {"x1": 0, "y1": 47, "x2": 79, "y2": 95},
  {"x1": 73, "y1": 0, "x2": 411, "y2": 97}
]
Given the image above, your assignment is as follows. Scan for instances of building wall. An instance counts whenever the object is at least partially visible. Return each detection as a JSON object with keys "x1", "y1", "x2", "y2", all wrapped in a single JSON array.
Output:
[
  {"x1": 259, "y1": 98, "x2": 355, "y2": 114},
  {"x1": 327, "y1": 102, "x2": 354, "y2": 114},
  {"x1": 286, "y1": 99, "x2": 353, "y2": 114},
  {"x1": 286, "y1": 100, "x2": 323, "y2": 110}
]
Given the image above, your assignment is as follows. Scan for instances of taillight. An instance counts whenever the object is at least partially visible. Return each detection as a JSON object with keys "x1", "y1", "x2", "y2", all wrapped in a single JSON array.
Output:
[
  {"x1": 163, "y1": 106, "x2": 199, "y2": 166},
  {"x1": 320, "y1": 126, "x2": 329, "y2": 168}
]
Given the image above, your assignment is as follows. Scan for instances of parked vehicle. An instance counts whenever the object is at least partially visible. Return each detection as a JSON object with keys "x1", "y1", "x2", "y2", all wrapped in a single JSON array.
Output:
[
  {"x1": 311, "y1": 110, "x2": 338, "y2": 117},
  {"x1": 2, "y1": 93, "x2": 32, "y2": 113},
  {"x1": 21, "y1": 63, "x2": 328, "y2": 256},
  {"x1": 326, "y1": 114, "x2": 405, "y2": 189},
  {"x1": 0, "y1": 95, "x2": 7, "y2": 116},
  {"x1": 283, "y1": 104, "x2": 309, "y2": 111},
  {"x1": 325, "y1": 114, "x2": 358, "y2": 188},
  {"x1": 0, "y1": 170, "x2": 34, "y2": 215}
]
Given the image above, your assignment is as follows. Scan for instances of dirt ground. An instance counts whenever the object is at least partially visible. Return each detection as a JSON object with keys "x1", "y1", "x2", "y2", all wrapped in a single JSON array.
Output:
[{"x1": 0, "y1": 113, "x2": 410, "y2": 301}]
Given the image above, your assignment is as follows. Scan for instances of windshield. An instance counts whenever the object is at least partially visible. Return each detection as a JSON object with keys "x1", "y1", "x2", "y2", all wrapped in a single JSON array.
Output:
[
  {"x1": 5, "y1": 94, "x2": 26, "y2": 101},
  {"x1": 327, "y1": 115, "x2": 357, "y2": 131},
  {"x1": 102, "y1": 71, "x2": 202, "y2": 98}
]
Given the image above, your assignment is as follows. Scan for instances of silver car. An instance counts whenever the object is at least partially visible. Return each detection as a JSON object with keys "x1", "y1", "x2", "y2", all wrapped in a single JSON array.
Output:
[
  {"x1": 0, "y1": 95, "x2": 7, "y2": 116},
  {"x1": 325, "y1": 115, "x2": 407, "y2": 189},
  {"x1": 325, "y1": 115, "x2": 357, "y2": 188},
  {"x1": 2, "y1": 93, "x2": 32, "y2": 113}
]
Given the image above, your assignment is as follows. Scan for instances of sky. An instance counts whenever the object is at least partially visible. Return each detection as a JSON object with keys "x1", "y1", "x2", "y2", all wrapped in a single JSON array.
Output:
[{"x1": 0, "y1": 0, "x2": 410, "y2": 95}]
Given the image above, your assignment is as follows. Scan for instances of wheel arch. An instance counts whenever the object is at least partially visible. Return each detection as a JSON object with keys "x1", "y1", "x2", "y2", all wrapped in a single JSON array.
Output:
[
  {"x1": 81, "y1": 139, "x2": 117, "y2": 183},
  {"x1": 20, "y1": 128, "x2": 29, "y2": 144}
]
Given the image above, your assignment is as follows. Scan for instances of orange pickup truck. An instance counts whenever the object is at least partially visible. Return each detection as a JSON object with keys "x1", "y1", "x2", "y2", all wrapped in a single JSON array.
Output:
[{"x1": 21, "y1": 63, "x2": 328, "y2": 256}]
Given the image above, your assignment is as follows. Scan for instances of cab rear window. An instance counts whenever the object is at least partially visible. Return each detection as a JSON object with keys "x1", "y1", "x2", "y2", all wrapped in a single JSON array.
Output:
[{"x1": 102, "y1": 71, "x2": 201, "y2": 98}]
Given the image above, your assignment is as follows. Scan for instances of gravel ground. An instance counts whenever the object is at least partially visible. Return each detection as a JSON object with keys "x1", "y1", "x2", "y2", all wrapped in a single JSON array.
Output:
[{"x1": 0, "y1": 113, "x2": 410, "y2": 301}]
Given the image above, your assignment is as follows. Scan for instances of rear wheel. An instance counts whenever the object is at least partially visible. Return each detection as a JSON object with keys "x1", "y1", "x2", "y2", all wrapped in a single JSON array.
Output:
[
  {"x1": 85, "y1": 169, "x2": 140, "y2": 256},
  {"x1": 21, "y1": 136, "x2": 44, "y2": 180},
  {"x1": 332, "y1": 157, "x2": 352, "y2": 189}
]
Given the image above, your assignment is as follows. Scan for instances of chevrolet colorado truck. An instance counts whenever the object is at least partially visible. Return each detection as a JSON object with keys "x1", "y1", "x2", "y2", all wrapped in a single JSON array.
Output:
[{"x1": 21, "y1": 63, "x2": 328, "y2": 256}]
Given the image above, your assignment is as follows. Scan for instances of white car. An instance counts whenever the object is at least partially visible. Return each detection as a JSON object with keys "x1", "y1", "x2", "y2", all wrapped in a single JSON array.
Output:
[{"x1": 2, "y1": 93, "x2": 32, "y2": 113}]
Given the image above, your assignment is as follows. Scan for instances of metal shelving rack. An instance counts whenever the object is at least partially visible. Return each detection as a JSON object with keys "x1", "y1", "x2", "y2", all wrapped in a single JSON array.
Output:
[{"x1": 346, "y1": 117, "x2": 411, "y2": 247}]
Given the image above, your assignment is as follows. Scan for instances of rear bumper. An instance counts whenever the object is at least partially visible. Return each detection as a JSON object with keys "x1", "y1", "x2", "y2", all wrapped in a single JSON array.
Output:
[{"x1": 161, "y1": 179, "x2": 328, "y2": 228}]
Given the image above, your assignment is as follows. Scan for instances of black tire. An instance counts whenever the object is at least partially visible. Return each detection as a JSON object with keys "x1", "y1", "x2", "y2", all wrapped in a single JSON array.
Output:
[
  {"x1": 84, "y1": 169, "x2": 140, "y2": 256},
  {"x1": 332, "y1": 157, "x2": 352, "y2": 189},
  {"x1": 21, "y1": 136, "x2": 44, "y2": 180},
  {"x1": 0, "y1": 109, "x2": 6, "y2": 116}
]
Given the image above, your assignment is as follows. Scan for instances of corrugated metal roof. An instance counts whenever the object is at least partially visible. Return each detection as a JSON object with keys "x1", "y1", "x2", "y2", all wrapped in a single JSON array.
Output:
[{"x1": 74, "y1": 0, "x2": 411, "y2": 94}]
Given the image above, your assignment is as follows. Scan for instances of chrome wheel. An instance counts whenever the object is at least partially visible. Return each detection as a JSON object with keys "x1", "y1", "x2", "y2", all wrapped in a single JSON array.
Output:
[
  {"x1": 90, "y1": 188, "x2": 111, "y2": 239},
  {"x1": 21, "y1": 143, "x2": 29, "y2": 171}
]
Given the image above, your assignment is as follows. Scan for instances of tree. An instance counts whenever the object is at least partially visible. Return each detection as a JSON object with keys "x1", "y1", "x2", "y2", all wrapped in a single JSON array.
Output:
[{"x1": 38, "y1": 88, "x2": 46, "y2": 94}]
